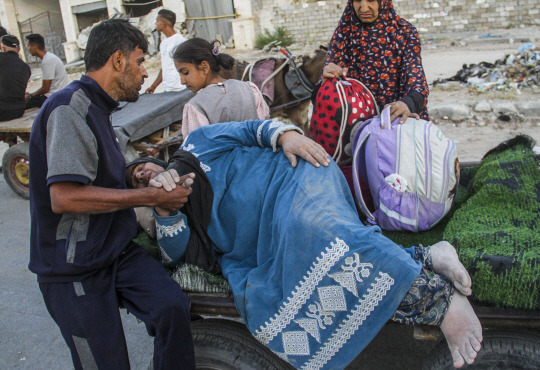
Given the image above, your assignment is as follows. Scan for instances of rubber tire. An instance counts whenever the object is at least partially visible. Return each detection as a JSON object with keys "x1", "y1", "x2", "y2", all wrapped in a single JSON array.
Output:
[
  {"x1": 422, "y1": 329, "x2": 540, "y2": 370},
  {"x1": 2, "y1": 142, "x2": 30, "y2": 199},
  {"x1": 192, "y1": 319, "x2": 293, "y2": 370}
]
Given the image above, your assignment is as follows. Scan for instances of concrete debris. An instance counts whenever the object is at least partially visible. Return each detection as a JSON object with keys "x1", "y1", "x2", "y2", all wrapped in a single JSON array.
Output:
[
  {"x1": 433, "y1": 46, "x2": 540, "y2": 91},
  {"x1": 492, "y1": 101, "x2": 518, "y2": 115},
  {"x1": 429, "y1": 103, "x2": 471, "y2": 122},
  {"x1": 474, "y1": 100, "x2": 492, "y2": 112}
]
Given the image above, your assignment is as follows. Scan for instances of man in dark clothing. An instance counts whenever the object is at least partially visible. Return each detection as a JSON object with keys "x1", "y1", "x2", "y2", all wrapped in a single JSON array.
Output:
[
  {"x1": 0, "y1": 35, "x2": 31, "y2": 121},
  {"x1": 29, "y1": 19, "x2": 196, "y2": 369}
]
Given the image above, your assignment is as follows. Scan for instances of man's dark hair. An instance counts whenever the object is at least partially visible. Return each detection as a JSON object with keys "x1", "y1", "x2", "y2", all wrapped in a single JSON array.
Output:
[
  {"x1": 26, "y1": 34, "x2": 45, "y2": 50},
  {"x1": 0, "y1": 26, "x2": 7, "y2": 38},
  {"x1": 158, "y1": 9, "x2": 176, "y2": 27},
  {"x1": 84, "y1": 19, "x2": 148, "y2": 72}
]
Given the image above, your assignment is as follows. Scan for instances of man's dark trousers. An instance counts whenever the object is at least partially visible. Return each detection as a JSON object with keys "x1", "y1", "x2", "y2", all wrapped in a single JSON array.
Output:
[{"x1": 39, "y1": 243, "x2": 195, "y2": 369}]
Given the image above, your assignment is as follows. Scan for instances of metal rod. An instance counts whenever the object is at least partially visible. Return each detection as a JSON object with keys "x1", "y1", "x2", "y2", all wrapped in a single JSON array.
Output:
[{"x1": 185, "y1": 14, "x2": 238, "y2": 20}]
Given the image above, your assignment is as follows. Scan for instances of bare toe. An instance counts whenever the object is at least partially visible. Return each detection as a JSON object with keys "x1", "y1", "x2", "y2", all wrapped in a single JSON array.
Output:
[
  {"x1": 471, "y1": 336, "x2": 482, "y2": 351},
  {"x1": 452, "y1": 351, "x2": 465, "y2": 368},
  {"x1": 454, "y1": 281, "x2": 472, "y2": 296},
  {"x1": 464, "y1": 342, "x2": 478, "y2": 362}
]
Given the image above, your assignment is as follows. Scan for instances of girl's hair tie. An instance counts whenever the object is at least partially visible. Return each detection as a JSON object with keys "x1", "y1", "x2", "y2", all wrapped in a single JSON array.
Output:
[{"x1": 212, "y1": 45, "x2": 220, "y2": 56}]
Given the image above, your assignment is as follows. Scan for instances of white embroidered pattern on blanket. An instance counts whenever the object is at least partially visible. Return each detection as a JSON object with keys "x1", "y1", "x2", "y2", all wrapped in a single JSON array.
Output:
[
  {"x1": 255, "y1": 238, "x2": 350, "y2": 344},
  {"x1": 302, "y1": 272, "x2": 394, "y2": 370},
  {"x1": 254, "y1": 238, "x2": 395, "y2": 369}
]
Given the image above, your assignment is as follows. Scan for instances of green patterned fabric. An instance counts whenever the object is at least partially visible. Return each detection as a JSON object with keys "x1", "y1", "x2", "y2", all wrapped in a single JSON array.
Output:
[
  {"x1": 172, "y1": 264, "x2": 232, "y2": 295},
  {"x1": 133, "y1": 231, "x2": 232, "y2": 295},
  {"x1": 384, "y1": 136, "x2": 540, "y2": 310}
]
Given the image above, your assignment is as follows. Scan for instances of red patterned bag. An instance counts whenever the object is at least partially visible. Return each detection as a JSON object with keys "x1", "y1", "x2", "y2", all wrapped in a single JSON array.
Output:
[{"x1": 309, "y1": 77, "x2": 379, "y2": 163}]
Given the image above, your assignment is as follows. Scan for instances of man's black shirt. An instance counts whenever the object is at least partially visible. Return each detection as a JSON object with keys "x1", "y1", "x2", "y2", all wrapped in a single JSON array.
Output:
[{"x1": 0, "y1": 51, "x2": 31, "y2": 111}]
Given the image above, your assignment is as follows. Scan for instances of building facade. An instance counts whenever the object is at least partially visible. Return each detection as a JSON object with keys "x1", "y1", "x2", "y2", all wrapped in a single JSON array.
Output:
[{"x1": 2, "y1": 0, "x2": 539, "y2": 62}]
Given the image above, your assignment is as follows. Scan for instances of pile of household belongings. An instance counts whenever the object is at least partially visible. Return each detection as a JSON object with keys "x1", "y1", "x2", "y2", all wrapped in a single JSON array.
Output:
[{"x1": 433, "y1": 44, "x2": 539, "y2": 91}]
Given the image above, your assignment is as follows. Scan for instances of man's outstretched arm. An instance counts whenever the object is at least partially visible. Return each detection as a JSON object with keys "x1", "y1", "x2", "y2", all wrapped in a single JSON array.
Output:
[{"x1": 50, "y1": 179, "x2": 192, "y2": 214}]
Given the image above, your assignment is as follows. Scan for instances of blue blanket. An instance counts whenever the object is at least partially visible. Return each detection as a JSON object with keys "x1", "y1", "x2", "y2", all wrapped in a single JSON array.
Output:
[{"x1": 169, "y1": 120, "x2": 421, "y2": 368}]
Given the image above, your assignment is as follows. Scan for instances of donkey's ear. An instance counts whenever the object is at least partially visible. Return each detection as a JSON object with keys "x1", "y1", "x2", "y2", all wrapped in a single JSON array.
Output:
[{"x1": 319, "y1": 45, "x2": 328, "y2": 52}]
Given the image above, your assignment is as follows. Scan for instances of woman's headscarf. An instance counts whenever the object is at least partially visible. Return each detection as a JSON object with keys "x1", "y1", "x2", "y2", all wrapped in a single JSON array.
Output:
[{"x1": 326, "y1": 0, "x2": 429, "y2": 118}]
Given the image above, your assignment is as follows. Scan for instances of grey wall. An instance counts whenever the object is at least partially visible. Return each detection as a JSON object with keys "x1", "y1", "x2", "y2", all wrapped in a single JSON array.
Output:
[{"x1": 261, "y1": 0, "x2": 539, "y2": 46}]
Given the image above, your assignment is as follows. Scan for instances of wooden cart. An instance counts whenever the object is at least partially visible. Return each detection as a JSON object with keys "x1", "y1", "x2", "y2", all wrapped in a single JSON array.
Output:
[
  {"x1": 0, "y1": 108, "x2": 38, "y2": 199},
  {"x1": 180, "y1": 160, "x2": 540, "y2": 369}
]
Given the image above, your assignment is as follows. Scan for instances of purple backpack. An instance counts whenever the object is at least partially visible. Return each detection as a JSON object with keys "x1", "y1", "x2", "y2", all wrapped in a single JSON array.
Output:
[{"x1": 351, "y1": 107, "x2": 459, "y2": 232}]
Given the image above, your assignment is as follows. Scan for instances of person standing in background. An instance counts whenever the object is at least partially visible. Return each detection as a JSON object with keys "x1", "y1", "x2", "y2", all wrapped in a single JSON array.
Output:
[{"x1": 146, "y1": 9, "x2": 187, "y2": 93}]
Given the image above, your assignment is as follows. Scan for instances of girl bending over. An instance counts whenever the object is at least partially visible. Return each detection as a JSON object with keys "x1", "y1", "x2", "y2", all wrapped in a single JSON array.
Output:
[{"x1": 173, "y1": 38, "x2": 270, "y2": 138}]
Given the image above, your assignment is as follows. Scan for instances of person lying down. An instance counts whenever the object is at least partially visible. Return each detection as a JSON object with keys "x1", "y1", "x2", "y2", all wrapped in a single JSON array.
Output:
[{"x1": 126, "y1": 119, "x2": 482, "y2": 369}]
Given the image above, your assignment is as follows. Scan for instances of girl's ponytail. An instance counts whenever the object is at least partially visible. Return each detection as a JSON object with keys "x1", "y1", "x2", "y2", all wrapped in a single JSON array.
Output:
[
  {"x1": 216, "y1": 53, "x2": 235, "y2": 70},
  {"x1": 173, "y1": 37, "x2": 234, "y2": 72}
]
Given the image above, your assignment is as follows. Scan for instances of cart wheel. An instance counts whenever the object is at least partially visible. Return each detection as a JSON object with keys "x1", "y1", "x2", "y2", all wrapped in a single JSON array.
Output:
[
  {"x1": 422, "y1": 328, "x2": 540, "y2": 369},
  {"x1": 192, "y1": 319, "x2": 293, "y2": 370},
  {"x1": 2, "y1": 142, "x2": 30, "y2": 199}
]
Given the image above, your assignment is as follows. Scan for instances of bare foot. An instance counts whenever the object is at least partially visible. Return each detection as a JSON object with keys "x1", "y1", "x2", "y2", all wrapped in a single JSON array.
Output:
[
  {"x1": 431, "y1": 241, "x2": 472, "y2": 296},
  {"x1": 440, "y1": 292, "x2": 483, "y2": 368}
]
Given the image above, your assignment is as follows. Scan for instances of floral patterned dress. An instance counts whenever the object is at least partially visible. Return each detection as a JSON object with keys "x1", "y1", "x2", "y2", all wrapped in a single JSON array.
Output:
[{"x1": 326, "y1": 0, "x2": 430, "y2": 118}]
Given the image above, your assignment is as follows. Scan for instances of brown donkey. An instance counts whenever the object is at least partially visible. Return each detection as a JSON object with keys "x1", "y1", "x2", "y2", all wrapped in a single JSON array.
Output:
[{"x1": 220, "y1": 46, "x2": 327, "y2": 133}]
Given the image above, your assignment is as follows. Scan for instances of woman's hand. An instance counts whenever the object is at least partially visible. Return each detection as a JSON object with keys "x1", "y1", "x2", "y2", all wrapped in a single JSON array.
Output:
[
  {"x1": 322, "y1": 63, "x2": 348, "y2": 82},
  {"x1": 149, "y1": 170, "x2": 195, "y2": 192},
  {"x1": 384, "y1": 101, "x2": 420, "y2": 125},
  {"x1": 150, "y1": 171, "x2": 195, "y2": 216},
  {"x1": 278, "y1": 131, "x2": 330, "y2": 168}
]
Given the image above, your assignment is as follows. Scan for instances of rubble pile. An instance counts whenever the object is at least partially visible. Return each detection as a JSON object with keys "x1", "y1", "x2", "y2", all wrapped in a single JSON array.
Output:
[{"x1": 434, "y1": 46, "x2": 540, "y2": 91}]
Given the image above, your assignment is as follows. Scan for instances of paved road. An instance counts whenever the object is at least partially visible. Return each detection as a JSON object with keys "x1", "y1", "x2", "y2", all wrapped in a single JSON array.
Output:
[{"x1": 0, "y1": 174, "x2": 154, "y2": 369}]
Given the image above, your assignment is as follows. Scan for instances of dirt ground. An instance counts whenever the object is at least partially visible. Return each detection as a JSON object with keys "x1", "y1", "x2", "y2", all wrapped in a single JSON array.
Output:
[{"x1": 20, "y1": 25, "x2": 540, "y2": 162}]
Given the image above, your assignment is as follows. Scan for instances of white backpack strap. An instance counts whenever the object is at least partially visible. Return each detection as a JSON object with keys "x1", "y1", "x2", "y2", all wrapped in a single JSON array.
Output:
[
  {"x1": 332, "y1": 80, "x2": 349, "y2": 162},
  {"x1": 381, "y1": 106, "x2": 392, "y2": 129},
  {"x1": 352, "y1": 131, "x2": 375, "y2": 221}
]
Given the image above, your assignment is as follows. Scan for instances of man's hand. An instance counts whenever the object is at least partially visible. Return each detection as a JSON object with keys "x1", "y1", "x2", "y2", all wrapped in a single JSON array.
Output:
[
  {"x1": 384, "y1": 101, "x2": 420, "y2": 125},
  {"x1": 322, "y1": 63, "x2": 348, "y2": 82},
  {"x1": 145, "y1": 85, "x2": 156, "y2": 94},
  {"x1": 278, "y1": 131, "x2": 330, "y2": 168},
  {"x1": 148, "y1": 172, "x2": 195, "y2": 217},
  {"x1": 151, "y1": 175, "x2": 194, "y2": 212}
]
